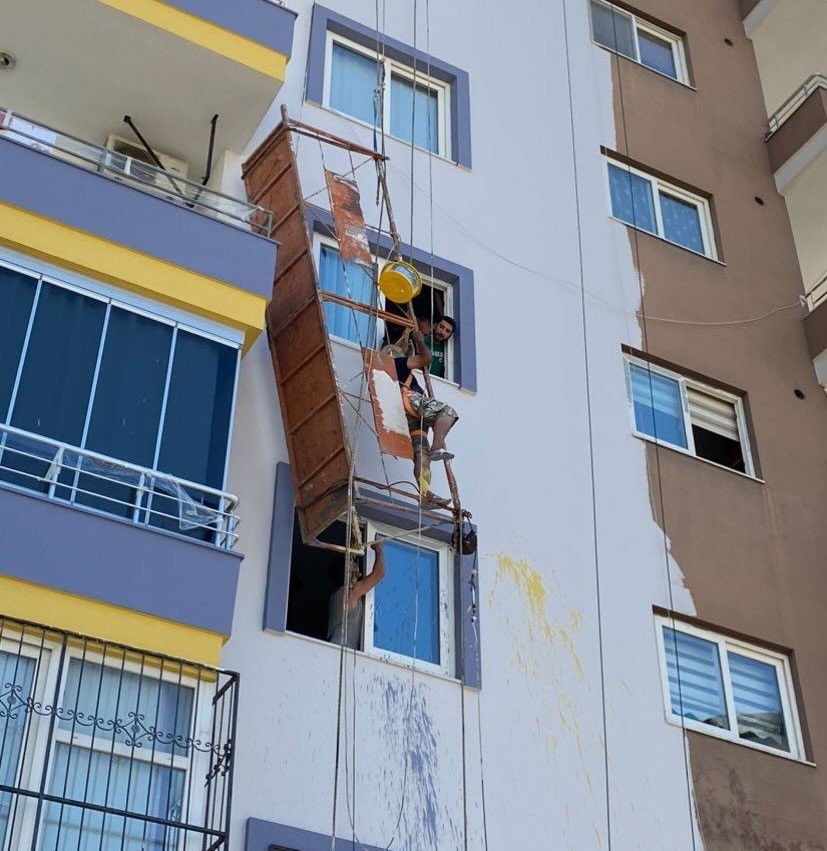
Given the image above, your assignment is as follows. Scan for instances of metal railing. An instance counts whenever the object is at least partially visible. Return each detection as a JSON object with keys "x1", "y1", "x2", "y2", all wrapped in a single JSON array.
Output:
[
  {"x1": 0, "y1": 108, "x2": 273, "y2": 236},
  {"x1": 0, "y1": 423, "x2": 240, "y2": 550},
  {"x1": 766, "y1": 73, "x2": 827, "y2": 136},
  {"x1": 0, "y1": 615, "x2": 239, "y2": 851},
  {"x1": 807, "y1": 270, "x2": 827, "y2": 311}
]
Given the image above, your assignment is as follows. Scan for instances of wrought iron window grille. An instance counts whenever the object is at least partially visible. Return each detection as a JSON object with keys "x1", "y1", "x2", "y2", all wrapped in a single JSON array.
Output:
[{"x1": 0, "y1": 615, "x2": 239, "y2": 850}]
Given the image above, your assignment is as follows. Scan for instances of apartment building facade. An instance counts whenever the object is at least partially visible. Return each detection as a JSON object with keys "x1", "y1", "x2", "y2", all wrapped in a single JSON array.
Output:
[{"x1": 1, "y1": 1, "x2": 825, "y2": 850}]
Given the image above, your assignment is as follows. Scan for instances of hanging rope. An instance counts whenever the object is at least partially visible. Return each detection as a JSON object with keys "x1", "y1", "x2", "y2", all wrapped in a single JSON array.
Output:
[{"x1": 560, "y1": 0, "x2": 612, "y2": 846}]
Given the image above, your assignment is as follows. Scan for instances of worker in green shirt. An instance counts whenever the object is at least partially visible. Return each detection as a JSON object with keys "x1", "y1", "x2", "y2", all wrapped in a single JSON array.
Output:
[{"x1": 420, "y1": 315, "x2": 456, "y2": 379}]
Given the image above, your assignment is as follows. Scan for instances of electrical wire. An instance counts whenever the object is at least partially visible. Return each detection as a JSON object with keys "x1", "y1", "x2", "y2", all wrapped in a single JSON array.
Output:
[{"x1": 330, "y1": 120, "x2": 803, "y2": 330}]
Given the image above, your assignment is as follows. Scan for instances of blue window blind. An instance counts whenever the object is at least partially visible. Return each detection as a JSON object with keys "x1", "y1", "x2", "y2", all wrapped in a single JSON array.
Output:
[
  {"x1": 638, "y1": 30, "x2": 678, "y2": 79},
  {"x1": 629, "y1": 364, "x2": 687, "y2": 447},
  {"x1": 390, "y1": 74, "x2": 439, "y2": 153},
  {"x1": 590, "y1": 0, "x2": 635, "y2": 57},
  {"x1": 0, "y1": 263, "x2": 238, "y2": 529},
  {"x1": 77, "y1": 308, "x2": 173, "y2": 517},
  {"x1": 608, "y1": 163, "x2": 656, "y2": 233},
  {"x1": 660, "y1": 192, "x2": 704, "y2": 254},
  {"x1": 374, "y1": 540, "x2": 440, "y2": 666},
  {"x1": 3, "y1": 283, "x2": 106, "y2": 493},
  {"x1": 663, "y1": 627, "x2": 728, "y2": 729},
  {"x1": 318, "y1": 244, "x2": 376, "y2": 345},
  {"x1": 330, "y1": 42, "x2": 378, "y2": 126},
  {"x1": 728, "y1": 652, "x2": 789, "y2": 752},
  {"x1": 0, "y1": 651, "x2": 35, "y2": 847}
]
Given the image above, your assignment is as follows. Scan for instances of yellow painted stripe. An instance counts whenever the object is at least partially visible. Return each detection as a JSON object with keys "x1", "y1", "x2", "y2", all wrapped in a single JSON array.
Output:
[
  {"x1": 0, "y1": 575, "x2": 224, "y2": 666},
  {"x1": 96, "y1": 0, "x2": 288, "y2": 79},
  {"x1": 0, "y1": 202, "x2": 267, "y2": 350}
]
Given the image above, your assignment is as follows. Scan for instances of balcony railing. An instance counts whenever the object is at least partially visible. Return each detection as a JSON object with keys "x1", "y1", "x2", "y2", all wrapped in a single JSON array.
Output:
[
  {"x1": 0, "y1": 108, "x2": 273, "y2": 236},
  {"x1": 766, "y1": 73, "x2": 827, "y2": 136},
  {"x1": 807, "y1": 270, "x2": 827, "y2": 311},
  {"x1": 0, "y1": 615, "x2": 239, "y2": 851},
  {"x1": 0, "y1": 423, "x2": 240, "y2": 550}
]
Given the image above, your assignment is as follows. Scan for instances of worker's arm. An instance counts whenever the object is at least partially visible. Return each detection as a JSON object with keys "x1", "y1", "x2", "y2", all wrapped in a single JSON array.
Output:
[
  {"x1": 406, "y1": 326, "x2": 433, "y2": 371},
  {"x1": 349, "y1": 541, "x2": 387, "y2": 605}
]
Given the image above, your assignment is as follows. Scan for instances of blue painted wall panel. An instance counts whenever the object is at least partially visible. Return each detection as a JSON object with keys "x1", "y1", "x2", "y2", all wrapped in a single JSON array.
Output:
[
  {"x1": 170, "y1": 0, "x2": 297, "y2": 57},
  {"x1": 0, "y1": 483, "x2": 241, "y2": 636}
]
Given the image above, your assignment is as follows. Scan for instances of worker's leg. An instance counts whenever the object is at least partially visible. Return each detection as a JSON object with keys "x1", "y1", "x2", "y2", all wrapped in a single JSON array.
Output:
[{"x1": 431, "y1": 413, "x2": 457, "y2": 452}]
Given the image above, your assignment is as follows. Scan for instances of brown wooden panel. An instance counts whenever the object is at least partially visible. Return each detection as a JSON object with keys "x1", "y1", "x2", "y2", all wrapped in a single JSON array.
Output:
[{"x1": 243, "y1": 121, "x2": 353, "y2": 543}]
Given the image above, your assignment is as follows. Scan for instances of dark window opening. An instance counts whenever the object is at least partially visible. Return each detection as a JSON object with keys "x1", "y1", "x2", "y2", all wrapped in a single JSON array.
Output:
[
  {"x1": 692, "y1": 426, "x2": 746, "y2": 473},
  {"x1": 286, "y1": 513, "x2": 365, "y2": 644}
]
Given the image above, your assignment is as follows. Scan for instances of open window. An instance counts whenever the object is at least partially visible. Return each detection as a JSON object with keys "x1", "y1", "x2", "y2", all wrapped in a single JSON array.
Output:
[
  {"x1": 314, "y1": 232, "x2": 456, "y2": 382},
  {"x1": 624, "y1": 354, "x2": 755, "y2": 476},
  {"x1": 286, "y1": 511, "x2": 365, "y2": 644},
  {"x1": 284, "y1": 510, "x2": 455, "y2": 676},
  {"x1": 589, "y1": 0, "x2": 689, "y2": 84},
  {"x1": 654, "y1": 615, "x2": 805, "y2": 759}
]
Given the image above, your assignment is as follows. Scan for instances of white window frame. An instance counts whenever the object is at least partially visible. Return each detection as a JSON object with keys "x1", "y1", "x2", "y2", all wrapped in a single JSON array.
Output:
[
  {"x1": 362, "y1": 521, "x2": 455, "y2": 678},
  {"x1": 0, "y1": 631, "x2": 214, "y2": 851},
  {"x1": 314, "y1": 233, "x2": 455, "y2": 382},
  {"x1": 0, "y1": 253, "x2": 242, "y2": 492},
  {"x1": 605, "y1": 158, "x2": 717, "y2": 259},
  {"x1": 623, "y1": 355, "x2": 755, "y2": 477},
  {"x1": 322, "y1": 31, "x2": 451, "y2": 159},
  {"x1": 589, "y1": 0, "x2": 689, "y2": 85},
  {"x1": 654, "y1": 616, "x2": 806, "y2": 761}
]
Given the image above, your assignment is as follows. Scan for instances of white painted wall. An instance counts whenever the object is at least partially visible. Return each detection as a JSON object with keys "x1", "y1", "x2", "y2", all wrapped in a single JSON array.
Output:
[{"x1": 221, "y1": 1, "x2": 704, "y2": 848}]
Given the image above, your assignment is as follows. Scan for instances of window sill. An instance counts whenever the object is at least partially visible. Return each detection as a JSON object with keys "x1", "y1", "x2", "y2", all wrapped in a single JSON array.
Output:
[
  {"x1": 609, "y1": 216, "x2": 726, "y2": 265},
  {"x1": 632, "y1": 432, "x2": 764, "y2": 483},
  {"x1": 329, "y1": 335, "x2": 467, "y2": 392},
  {"x1": 592, "y1": 41, "x2": 697, "y2": 91},
  {"x1": 279, "y1": 628, "x2": 461, "y2": 685},
  {"x1": 665, "y1": 715, "x2": 815, "y2": 767},
  {"x1": 310, "y1": 102, "x2": 469, "y2": 171}
]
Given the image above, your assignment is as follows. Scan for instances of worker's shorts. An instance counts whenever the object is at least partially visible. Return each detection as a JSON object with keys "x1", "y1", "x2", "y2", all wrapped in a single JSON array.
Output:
[{"x1": 404, "y1": 392, "x2": 457, "y2": 453}]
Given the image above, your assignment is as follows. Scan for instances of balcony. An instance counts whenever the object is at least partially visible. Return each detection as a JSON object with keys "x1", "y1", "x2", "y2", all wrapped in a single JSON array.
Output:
[
  {"x1": 0, "y1": 616, "x2": 238, "y2": 850},
  {"x1": 742, "y1": 0, "x2": 827, "y2": 118},
  {"x1": 803, "y1": 273, "x2": 827, "y2": 388},
  {"x1": 4, "y1": 0, "x2": 296, "y2": 179},
  {"x1": 0, "y1": 110, "x2": 277, "y2": 342},
  {"x1": 0, "y1": 423, "x2": 243, "y2": 655}
]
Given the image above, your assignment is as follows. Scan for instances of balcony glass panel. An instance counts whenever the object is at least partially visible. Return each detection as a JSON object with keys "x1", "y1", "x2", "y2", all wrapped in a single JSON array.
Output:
[
  {"x1": 77, "y1": 308, "x2": 173, "y2": 517},
  {"x1": 0, "y1": 260, "x2": 240, "y2": 548},
  {"x1": 0, "y1": 268, "x2": 38, "y2": 418}
]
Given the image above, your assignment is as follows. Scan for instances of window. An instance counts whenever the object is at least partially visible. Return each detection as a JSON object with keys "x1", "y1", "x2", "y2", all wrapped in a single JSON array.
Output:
[
  {"x1": 0, "y1": 623, "x2": 236, "y2": 850},
  {"x1": 364, "y1": 524, "x2": 454, "y2": 677},
  {"x1": 0, "y1": 258, "x2": 239, "y2": 533},
  {"x1": 624, "y1": 356, "x2": 754, "y2": 475},
  {"x1": 590, "y1": 0, "x2": 688, "y2": 83},
  {"x1": 285, "y1": 513, "x2": 455, "y2": 677},
  {"x1": 315, "y1": 235, "x2": 455, "y2": 382},
  {"x1": 606, "y1": 159, "x2": 716, "y2": 257},
  {"x1": 655, "y1": 617, "x2": 805, "y2": 759},
  {"x1": 325, "y1": 33, "x2": 449, "y2": 157}
]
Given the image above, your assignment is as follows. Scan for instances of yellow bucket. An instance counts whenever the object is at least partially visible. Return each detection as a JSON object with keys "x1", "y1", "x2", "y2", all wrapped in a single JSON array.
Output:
[{"x1": 378, "y1": 261, "x2": 423, "y2": 304}]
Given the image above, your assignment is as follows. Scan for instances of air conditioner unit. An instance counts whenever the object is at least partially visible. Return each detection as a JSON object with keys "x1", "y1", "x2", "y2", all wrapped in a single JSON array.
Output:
[{"x1": 105, "y1": 134, "x2": 189, "y2": 185}]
